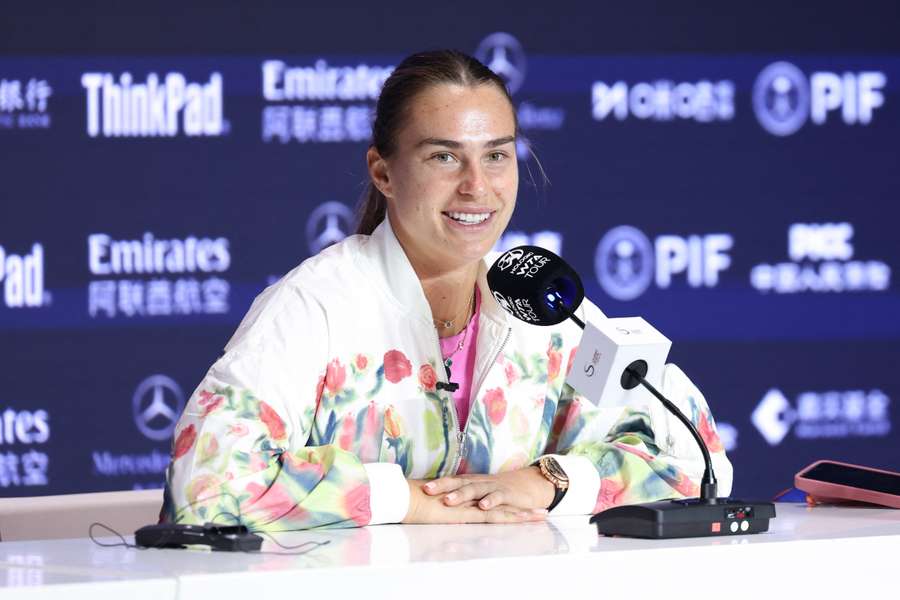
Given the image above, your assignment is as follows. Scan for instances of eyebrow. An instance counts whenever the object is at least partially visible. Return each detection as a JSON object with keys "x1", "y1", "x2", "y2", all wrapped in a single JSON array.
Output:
[{"x1": 415, "y1": 135, "x2": 516, "y2": 149}]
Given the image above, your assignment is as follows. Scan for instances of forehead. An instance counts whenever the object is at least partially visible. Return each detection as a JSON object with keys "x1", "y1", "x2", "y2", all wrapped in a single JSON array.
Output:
[{"x1": 400, "y1": 83, "x2": 516, "y2": 144}]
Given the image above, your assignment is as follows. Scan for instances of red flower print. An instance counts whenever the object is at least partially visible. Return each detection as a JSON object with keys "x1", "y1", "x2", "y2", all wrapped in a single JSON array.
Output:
[
  {"x1": 355, "y1": 354, "x2": 368, "y2": 371},
  {"x1": 612, "y1": 441, "x2": 655, "y2": 462},
  {"x1": 418, "y1": 364, "x2": 437, "y2": 391},
  {"x1": 697, "y1": 411, "x2": 725, "y2": 453},
  {"x1": 504, "y1": 362, "x2": 518, "y2": 386},
  {"x1": 228, "y1": 423, "x2": 249, "y2": 437},
  {"x1": 566, "y1": 347, "x2": 578, "y2": 376},
  {"x1": 259, "y1": 401, "x2": 287, "y2": 440},
  {"x1": 384, "y1": 350, "x2": 412, "y2": 383},
  {"x1": 343, "y1": 483, "x2": 371, "y2": 526},
  {"x1": 325, "y1": 358, "x2": 347, "y2": 395},
  {"x1": 315, "y1": 375, "x2": 325, "y2": 406},
  {"x1": 547, "y1": 349, "x2": 562, "y2": 381},
  {"x1": 593, "y1": 477, "x2": 627, "y2": 513},
  {"x1": 197, "y1": 390, "x2": 224, "y2": 416},
  {"x1": 483, "y1": 388, "x2": 507, "y2": 425},
  {"x1": 338, "y1": 413, "x2": 356, "y2": 450},
  {"x1": 172, "y1": 424, "x2": 197, "y2": 460},
  {"x1": 384, "y1": 406, "x2": 403, "y2": 438},
  {"x1": 244, "y1": 482, "x2": 299, "y2": 523}
]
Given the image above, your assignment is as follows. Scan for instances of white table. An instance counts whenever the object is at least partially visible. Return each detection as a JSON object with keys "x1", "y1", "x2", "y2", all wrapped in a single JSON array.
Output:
[{"x1": 1, "y1": 503, "x2": 898, "y2": 599}]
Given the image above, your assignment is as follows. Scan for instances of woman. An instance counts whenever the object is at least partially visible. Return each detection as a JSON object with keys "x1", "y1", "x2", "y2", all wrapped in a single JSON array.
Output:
[{"x1": 162, "y1": 50, "x2": 733, "y2": 530}]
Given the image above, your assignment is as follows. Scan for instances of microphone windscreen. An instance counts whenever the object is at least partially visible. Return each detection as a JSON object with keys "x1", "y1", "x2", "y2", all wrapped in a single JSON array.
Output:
[{"x1": 487, "y1": 245, "x2": 584, "y2": 326}]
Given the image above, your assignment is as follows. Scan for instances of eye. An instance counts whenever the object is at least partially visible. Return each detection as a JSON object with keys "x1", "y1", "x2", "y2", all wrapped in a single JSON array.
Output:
[
  {"x1": 431, "y1": 152, "x2": 457, "y2": 164},
  {"x1": 487, "y1": 151, "x2": 508, "y2": 162}
]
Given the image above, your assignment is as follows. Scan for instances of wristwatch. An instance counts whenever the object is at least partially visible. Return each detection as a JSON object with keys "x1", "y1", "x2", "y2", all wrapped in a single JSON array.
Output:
[{"x1": 535, "y1": 456, "x2": 569, "y2": 511}]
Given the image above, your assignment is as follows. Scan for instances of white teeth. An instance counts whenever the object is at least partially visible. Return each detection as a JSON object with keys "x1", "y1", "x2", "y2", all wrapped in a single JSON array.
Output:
[{"x1": 447, "y1": 211, "x2": 491, "y2": 224}]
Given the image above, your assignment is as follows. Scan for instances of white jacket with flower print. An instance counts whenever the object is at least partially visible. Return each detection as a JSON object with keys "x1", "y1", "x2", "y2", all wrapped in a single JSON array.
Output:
[{"x1": 162, "y1": 217, "x2": 733, "y2": 530}]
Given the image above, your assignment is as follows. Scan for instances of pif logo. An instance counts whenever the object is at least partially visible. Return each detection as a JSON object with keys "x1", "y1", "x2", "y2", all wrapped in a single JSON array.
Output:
[{"x1": 0, "y1": 243, "x2": 49, "y2": 308}]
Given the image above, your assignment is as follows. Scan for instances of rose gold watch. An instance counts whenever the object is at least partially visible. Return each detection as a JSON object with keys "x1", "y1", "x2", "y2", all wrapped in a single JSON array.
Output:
[{"x1": 536, "y1": 456, "x2": 569, "y2": 511}]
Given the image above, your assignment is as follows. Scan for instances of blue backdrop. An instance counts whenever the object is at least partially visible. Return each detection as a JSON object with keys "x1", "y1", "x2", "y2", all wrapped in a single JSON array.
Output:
[{"x1": 1, "y1": 3, "x2": 898, "y2": 500}]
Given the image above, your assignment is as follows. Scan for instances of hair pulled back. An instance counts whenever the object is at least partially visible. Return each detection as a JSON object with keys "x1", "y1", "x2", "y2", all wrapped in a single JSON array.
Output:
[{"x1": 356, "y1": 50, "x2": 517, "y2": 235}]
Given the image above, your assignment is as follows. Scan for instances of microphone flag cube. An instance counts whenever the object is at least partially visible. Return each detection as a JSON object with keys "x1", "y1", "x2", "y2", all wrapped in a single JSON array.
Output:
[{"x1": 566, "y1": 317, "x2": 672, "y2": 408}]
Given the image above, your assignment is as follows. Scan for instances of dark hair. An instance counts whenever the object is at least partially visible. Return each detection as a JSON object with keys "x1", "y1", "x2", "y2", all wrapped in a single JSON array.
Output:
[{"x1": 356, "y1": 49, "x2": 519, "y2": 235}]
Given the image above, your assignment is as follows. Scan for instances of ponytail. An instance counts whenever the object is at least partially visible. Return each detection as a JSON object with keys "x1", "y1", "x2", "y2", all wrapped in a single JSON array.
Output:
[{"x1": 356, "y1": 182, "x2": 387, "y2": 235}]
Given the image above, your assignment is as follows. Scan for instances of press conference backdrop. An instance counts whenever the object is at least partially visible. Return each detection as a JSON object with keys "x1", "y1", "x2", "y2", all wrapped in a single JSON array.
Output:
[{"x1": 1, "y1": 13, "x2": 898, "y2": 500}]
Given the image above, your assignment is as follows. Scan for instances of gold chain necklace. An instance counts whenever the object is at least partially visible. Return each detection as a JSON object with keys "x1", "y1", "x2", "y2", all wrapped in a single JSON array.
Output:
[{"x1": 432, "y1": 290, "x2": 475, "y2": 331}]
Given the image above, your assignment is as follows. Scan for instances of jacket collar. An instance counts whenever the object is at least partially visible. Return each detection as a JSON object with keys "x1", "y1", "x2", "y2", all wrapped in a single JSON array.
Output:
[{"x1": 363, "y1": 216, "x2": 510, "y2": 329}]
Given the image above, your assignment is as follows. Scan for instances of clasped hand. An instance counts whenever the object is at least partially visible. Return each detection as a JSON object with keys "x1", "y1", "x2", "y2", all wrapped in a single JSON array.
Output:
[{"x1": 402, "y1": 466, "x2": 556, "y2": 524}]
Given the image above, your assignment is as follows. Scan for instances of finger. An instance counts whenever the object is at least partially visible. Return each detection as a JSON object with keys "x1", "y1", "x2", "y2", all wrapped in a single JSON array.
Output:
[
  {"x1": 422, "y1": 477, "x2": 463, "y2": 495},
  {"x1": 477, "y1": 490, "x2": 506, "y2": 510},
  {"x1": 443, "y1": 481, "x2": 498, "y2": 506},
  {"x1": 484, "y1": 507, "x2": 547, "y2": 524}
]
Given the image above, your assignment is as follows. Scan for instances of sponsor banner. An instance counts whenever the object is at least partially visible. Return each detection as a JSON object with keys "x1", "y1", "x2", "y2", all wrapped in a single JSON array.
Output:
[
  {"x1": 86, "y1": 233, "x2": 231, "y2": 319},
  {"x1": 0, "y1": 407, "x2": 50, "y2": 490},
  {"x1": 90, "y1": 374, "x2": 184, "y2": 489},
  {"x1": 594, "y1": 226, "x2": 734, "y2": 301},
  {"x1": 81, "y1": 71, "x2": 227, "y2": 138},
  {"x1": 752, "y1": 388, "x2": 891, "y2": 446},
  {"x1": 751, "y1": 222, "x2": 891, "y2": 294},
  {"x1": 0, "y1": 243, "x2": 49, "y2": 309},
  {"x1": 0, "y1": 77, "x2": 52, "y2": 130},
  {"x1": 753, "y1": 61, "x2": 886, "y2": 136},
  {"x1": 260, "y1": 59, "x2": 391, "y2": 144}
]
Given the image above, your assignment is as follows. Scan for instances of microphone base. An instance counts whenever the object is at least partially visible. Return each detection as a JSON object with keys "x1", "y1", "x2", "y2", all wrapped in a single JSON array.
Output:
[{"x1": 590, "y1": 498, "x2": 776, "y2": 539}]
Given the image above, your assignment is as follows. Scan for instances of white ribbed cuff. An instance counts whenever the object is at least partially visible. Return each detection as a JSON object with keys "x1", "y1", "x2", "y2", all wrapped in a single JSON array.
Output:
[
  {"x1": 362, "y1": 463, "x2": 410, "y2": 525},
  {"x1": 545, "y1": 454, "x2": 601, "y2": 515}
]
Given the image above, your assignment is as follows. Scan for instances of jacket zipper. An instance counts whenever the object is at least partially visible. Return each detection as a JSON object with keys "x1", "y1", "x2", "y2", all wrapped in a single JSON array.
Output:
[{"x1": 450, "y1": 325, "x2": 512, "y2": 475}]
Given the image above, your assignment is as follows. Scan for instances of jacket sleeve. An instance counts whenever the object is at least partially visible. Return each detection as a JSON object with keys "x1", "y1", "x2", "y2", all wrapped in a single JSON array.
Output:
[
  {"x1": 161, "y1": 281, "x2": 409, "y2": 531},
  {"x1": 542, "y1": 362, "x2": 734, "y2": 516}
]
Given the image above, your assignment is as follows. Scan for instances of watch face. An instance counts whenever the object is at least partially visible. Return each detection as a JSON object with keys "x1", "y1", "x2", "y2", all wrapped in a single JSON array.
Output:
[{"x1": 544, "y1": 458, "x2": 569, "y2": 483}]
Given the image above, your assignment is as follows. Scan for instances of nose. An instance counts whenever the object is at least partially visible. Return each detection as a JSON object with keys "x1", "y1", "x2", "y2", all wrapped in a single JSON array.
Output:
[{"x1": 457, "y1": 161, "x2": 488, "y2": 199}]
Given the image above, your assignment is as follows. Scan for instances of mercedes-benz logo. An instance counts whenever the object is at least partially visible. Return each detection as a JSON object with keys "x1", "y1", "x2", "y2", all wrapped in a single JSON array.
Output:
[
  {"x1": 595, "y1": 226, "x2": 654, "y2": 301},
  {"x1": 475, "y1": 32, "x2": 527, "y2": 95},
  {"x1": 132, "y1": 374, "x2": 185, "y2": 441},
  {"x1": 306, "y1": 201, "x2": 354, "y2": 255},
  {"x1": 753, "y1": 61, "x2": 810, "y2": 137}
]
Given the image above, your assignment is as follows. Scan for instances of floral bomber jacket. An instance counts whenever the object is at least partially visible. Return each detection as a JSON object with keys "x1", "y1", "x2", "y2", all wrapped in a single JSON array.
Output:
[{"x1": 162, "y1": 218, "x2": 733, "y2": 530}]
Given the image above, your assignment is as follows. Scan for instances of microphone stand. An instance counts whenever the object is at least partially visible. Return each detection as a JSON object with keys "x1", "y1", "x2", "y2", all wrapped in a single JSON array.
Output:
[{"x1": 551, "y1": 294, "x2": 776, "y2": 538}]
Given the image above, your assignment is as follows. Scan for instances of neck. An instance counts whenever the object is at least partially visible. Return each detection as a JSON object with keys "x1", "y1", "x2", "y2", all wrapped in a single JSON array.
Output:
[{"x1": 417, "y1": 262, "x2": 480, "y2": 339}]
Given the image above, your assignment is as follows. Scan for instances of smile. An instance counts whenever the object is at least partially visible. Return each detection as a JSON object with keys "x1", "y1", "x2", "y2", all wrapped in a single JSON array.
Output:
[{"x1": 443, "y1": 211, "x2": 494, "y2": 225}]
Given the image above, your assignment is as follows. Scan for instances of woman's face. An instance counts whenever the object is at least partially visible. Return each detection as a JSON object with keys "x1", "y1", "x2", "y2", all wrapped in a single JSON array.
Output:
[{"x1": 372, "y1": 83, "x2": 518, "y2": 274}]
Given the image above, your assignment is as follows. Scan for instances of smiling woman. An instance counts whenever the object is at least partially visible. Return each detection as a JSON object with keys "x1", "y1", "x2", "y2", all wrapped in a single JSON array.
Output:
[{"x1": 162, "y1": 50, "x2": 733, "y2": 531}]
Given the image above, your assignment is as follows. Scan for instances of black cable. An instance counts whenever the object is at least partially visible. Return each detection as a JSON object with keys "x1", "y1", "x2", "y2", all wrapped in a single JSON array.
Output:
[{"x1": 89, "y1": 487, "x2": 331, "y2": 555}]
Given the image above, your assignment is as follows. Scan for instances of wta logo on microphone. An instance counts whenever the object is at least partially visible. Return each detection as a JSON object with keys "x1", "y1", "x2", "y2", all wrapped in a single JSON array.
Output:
[{"x1": 495, "y1": 248, "x2": 551, "y2": 278}]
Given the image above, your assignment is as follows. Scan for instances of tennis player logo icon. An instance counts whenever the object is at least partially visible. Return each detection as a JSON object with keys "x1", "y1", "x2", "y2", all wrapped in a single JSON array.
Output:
[
  {"x1": 306, "y1": 201, "x2": 354, "y2": 255},
  {"x1": 132, "y1": 375, "x2": 185, "y2": 441},
  {"x1": 475, "y1": 32, "x2": 527, "y2": 95}
]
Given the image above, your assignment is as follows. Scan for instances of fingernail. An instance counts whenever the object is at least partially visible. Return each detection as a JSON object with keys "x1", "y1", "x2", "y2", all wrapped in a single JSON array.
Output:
[
  {"x1": 446, "y1": 493, "x2": 457, "y2": 502},
  {"x1": 423, "y1": 482, "x2": 434, "y2": 491},
  {"x1": 479, "y1": 500, "x2": 490, "y2": 509}
]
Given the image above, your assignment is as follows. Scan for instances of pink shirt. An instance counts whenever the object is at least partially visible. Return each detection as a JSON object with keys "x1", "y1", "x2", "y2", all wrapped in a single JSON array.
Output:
[{"x1": 438, "y1": 288, "x2": 481, "y2": 429}]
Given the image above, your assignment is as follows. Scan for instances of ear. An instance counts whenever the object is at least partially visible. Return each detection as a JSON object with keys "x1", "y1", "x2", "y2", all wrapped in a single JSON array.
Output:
[{"x1": 366, "y1": 147, "x2": 393, "y2": 199}]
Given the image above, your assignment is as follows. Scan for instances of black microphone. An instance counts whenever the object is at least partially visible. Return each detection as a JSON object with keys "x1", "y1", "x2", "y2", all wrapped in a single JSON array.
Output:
[{"x1": 488, "y1": 246, "x2": 775, "y2": 539}]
